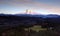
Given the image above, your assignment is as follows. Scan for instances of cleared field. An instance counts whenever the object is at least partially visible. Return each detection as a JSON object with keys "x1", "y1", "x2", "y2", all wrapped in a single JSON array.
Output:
[{"x1": 25, "y1": 25, "x2": 47, "y2": 32}]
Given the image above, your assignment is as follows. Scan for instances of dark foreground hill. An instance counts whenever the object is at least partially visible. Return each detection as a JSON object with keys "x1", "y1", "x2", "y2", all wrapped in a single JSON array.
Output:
[
  {"x1": 0, "y1": 14, "x2": 60, "y2": 36},
  {"x1": 0, "y1": 14, "x2": 60, "y2": 28}
]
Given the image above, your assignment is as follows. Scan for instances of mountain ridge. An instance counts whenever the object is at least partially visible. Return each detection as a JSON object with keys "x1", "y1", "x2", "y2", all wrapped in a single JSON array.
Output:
[{"x1": 0, "y1": 14, "x2": 60, "y2": 18}]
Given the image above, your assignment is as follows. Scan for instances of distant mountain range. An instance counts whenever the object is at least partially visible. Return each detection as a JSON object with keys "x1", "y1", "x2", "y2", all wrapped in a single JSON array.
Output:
[{"x1": 0, "y1": 14, "x2": 60, "y2": 18}]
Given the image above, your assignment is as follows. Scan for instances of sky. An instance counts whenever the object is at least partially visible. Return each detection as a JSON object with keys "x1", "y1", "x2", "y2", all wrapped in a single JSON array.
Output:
[{"x1": 0, "y1": 0, "x2": 60, "y2": 15}]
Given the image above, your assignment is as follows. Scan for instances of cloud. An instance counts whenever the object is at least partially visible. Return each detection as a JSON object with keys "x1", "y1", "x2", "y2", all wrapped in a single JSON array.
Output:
[{"x1": 0, "y1": 0, "x2": 60, "y2": 14}]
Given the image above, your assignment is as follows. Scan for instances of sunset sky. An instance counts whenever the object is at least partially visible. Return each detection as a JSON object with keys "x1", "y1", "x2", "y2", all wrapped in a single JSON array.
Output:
[{"x1": 0, "y1": 0, "x2": 60, "y2": 15}]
